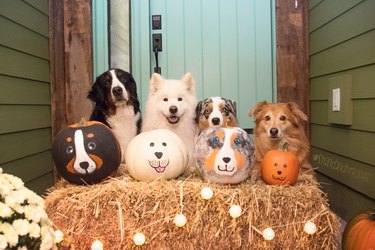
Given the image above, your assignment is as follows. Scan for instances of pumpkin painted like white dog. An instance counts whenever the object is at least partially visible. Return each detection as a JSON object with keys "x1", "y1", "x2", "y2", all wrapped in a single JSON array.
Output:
[{"x1": 195, "y1": 127, "x2": 254, "y2": 184}]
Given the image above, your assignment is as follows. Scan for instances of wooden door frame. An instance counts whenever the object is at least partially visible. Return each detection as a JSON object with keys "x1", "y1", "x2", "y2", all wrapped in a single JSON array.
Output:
[{"x1": 49, "y1": 0, "x2": 309, "y2": 180}]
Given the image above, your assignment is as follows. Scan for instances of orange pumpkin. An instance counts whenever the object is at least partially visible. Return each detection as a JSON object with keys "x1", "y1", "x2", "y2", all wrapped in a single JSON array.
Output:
[
  {"x1": 261, "y1": 141, "x2": 299, "y2": 185},
  {"x1": 52, "y1": 118, "x2": 121, "y2": 185},
  {"x1": 342, "y1": 208, "x2": 375, "y2": 250}
]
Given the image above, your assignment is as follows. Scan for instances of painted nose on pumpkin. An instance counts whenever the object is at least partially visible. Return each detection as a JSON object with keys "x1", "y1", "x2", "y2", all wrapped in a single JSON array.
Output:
[
  {"x1": 80, "y1": 161, "x2": 89, "y2": 170},
  {"x1": 277, "y1": 170, "x2": 282, "y2": 175},
  {"x1": 155, "y1": 152, "x2": 163, "y2": 159},
  {"x1": 223, "y1": 157, "x2": 231, "y2": 163}
]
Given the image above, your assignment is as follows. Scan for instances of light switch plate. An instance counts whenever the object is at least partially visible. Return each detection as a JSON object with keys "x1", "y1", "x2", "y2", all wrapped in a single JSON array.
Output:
[{"x1": 328, "y1": 75, "x2": 352, "y2": 125}]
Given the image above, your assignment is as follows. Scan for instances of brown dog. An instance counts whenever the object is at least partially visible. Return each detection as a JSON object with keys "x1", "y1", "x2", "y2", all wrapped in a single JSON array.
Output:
[{"x1": 248, "y1": 101, "x2": 313, "y2": 180}]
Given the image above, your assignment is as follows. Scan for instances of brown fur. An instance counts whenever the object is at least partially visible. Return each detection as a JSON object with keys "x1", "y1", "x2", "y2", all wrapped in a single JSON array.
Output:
[{"x1": 248, "y1": 101, "x2": 313, "y2": 180}]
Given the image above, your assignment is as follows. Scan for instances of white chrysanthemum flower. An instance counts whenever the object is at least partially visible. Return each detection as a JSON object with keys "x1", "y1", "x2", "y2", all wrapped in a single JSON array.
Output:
[
  {"x1": 13, "y1": 219, "x2": 30, "y2": 236},
  {"x1": 24, "y1": 189, "x2": 44, "y2": 207},
  {"x1": 12, "y1": 190, "x2": 26, "y2": 204},
  {"x1": 29, "y1": 222, "x2": 41, "y2": 238},
  {"x1": 5, "y1": 195, "x2": 17, "y2": 208},
  {"x1": 12, "y1": 204, "x2": 25, "y2": 214},
  {"x1": 0, "y1": 183, "x2": 11, "y2": 196},
  {"x1": 4, "y1": 174, "x2": 24, "y2": 190},
  {"x1": 0, "y1": 202, "x2": 13, "y2": 218},
  {"x1": 0, "y1": 234, "x2": 7, "y2": 249},
  {"x1": 1, "y1": 223, "x2": 18, "y2": 247},
  {"x1": 18, "y1": 246, "x2": 28, "y2": 250},
  {"x1": 40, "y1": 226, "x2": 55, "y2": 250}
]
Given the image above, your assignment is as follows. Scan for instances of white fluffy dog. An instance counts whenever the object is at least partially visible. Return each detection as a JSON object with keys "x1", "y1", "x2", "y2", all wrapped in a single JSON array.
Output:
[{"x1": 141, "y1": 73, "x2": 198, "y2": 167}]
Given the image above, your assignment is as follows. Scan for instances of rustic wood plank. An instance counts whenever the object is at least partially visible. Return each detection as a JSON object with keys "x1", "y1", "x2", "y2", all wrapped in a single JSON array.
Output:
[
  {"x1": 313, "y1": 147, "x2": 375, "y2": 199},
  {"x1": 309, "y1": 0, "x2": 363, "y2": 32},
  {"x1": 2, "y1": 151, "x2": 52, "y2": 183},
  {"x1": 0, "y1": 128, "x2": 51, "y2": 164},
  {"x1": 275, "y1": 0, "x2": 309, "y2": 135},
  {"x1": 0, "y1": 0, "x2": 48, "y2": 37},
  {"x1": 310, "y1": 30, "x2": 375, "y2": 78},
  {"x1": 310, "y1": 0, "x2": 375, "y2": 55},
  {"x1": 0, "y1": 105, "x2": 51, "y2": 133},
  {"x1": 310, "y1": 100, "x2": 375, "y2": 132},
  {"x1": 311, "y1": 124, "x2": 375, "y2": 165},
  {"x1": 0, "y1": 46, "x2": 49, "y2": 82}
]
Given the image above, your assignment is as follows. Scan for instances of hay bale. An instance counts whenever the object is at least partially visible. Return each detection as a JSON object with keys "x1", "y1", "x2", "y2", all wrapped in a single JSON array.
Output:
[{"x1": 44, "y1": 167, "x2": 339, "y2": 249}]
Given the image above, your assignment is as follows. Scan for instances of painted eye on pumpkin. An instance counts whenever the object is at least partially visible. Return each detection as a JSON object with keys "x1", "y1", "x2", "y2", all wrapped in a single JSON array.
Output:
[
  {"x1": 280, "y1": 115, "x2": 286, "y2": 121},
  {"x1": 212, "y1": 136, "x2": 220, "y2": 145},
  {"x1": 265, "y1": 115, "x2": 271, "y2": 121},
  {"x1": 150, "y1": 142, "x2": 155, "y2": 147},
  {"x1": 234, "y1": 138, "x2": 241, "y2": 145},
  {"x1": 283, "y1": 164, "x2": 287, "y2": 168},
  {"x1": 274, "y1": 163, "x2": 278, "y2": 167},
  {"x1": 162, "y1": 142, "x2": 167, "y2": 146},
  {"x1": 88, "y1": 142, "x2": 96, "y2": 150},
  {"x1": 66, "y1": 146, "x2": 74, "y2": 154}
]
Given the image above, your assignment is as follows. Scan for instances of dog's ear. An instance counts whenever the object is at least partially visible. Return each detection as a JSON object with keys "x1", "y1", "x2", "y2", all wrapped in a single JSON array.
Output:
[
  {"x1": 248, "y1": 101, "x2": 268, "y2": 122},
  {"x1": 150, "y1": 73, "x2": 164, "y2": 94},
  {"x1": 287, "y1": 102, "x2": 308, "y2": 121},
  {"x1": 195, "y1": 100, "x2": 204, "y2": 124},
  {"x1": 228, "y1": 99, "x2": 237, "y2": 117},
  {"x1": 87, "y1": 79, "x2": 105, "y2": 106},
  {"x1": 181, "y1": 72, "x2": 195, "y2": 94}
]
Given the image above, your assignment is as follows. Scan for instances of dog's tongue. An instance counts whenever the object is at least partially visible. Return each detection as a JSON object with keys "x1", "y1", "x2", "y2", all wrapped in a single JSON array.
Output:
[{"x1": 168, "y1": 116, "x2": 179, "y2": 124}]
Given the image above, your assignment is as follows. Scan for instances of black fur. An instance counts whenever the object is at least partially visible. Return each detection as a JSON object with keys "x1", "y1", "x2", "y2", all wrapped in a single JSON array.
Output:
[{"x1": 87, "y1": 68, "x2": 142, "y2": 132}]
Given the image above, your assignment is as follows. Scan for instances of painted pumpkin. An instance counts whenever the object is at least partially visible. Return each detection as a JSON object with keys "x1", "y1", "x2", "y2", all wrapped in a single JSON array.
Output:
[
  {"x1": 52, "y1": 119, "x2": 121, "y2": 185},
  {"x1": 342, "y1": 208, "x2": 375, "y2": 250},
  {"x1": 261, "y1": 141, "x2": 299, "y2": 185},
  {"x1": 195, "y1": 127, "x2": 254, "y2": 184},
  {"x1": 125, "y1": 129, "x2": 188, "y2": 181}
]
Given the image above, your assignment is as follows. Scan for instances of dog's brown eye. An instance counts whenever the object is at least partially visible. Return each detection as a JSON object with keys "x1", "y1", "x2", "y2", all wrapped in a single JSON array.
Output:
[
  {"x1": 280, "y1": 115, "x2": 286, "y2": 121},
  {"x1": 178, "y1": 97, "x2": 182, "y2": 101},
  {"x1": 163, "y1": 98, "x2": 168, "y2": 102},
  {"x1": 265, "y1": 115, "x2": 271, "y2": 121},
  {"x1": 204, "y1": 109, "x2": 210, "y2": 115},
  {"x1": 221, "y1": 107, "x2": 227, "y2": 113}
]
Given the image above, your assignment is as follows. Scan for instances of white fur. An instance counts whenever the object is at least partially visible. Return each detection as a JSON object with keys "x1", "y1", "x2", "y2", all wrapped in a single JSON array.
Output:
[
  {"x1": 142, "y1": 73, "x2": 197, "y2": 167},
  {"x1": 209, "y1": 96, "x2": 225, "y2": 127},
  {"x1": 107, "y1": 104, "x2": 140, "y2": 162}
]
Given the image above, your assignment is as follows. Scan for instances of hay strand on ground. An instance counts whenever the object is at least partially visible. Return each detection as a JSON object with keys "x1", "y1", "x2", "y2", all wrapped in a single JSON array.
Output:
[{"x1": 44, "y1": 168, "x2": 339, "y2": 249}]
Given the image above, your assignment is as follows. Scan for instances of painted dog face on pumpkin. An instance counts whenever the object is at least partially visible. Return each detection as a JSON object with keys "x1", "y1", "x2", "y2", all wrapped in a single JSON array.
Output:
[
  {"x1": 52, "y1": 121, "x2": 121, "y2": 185},
  {"x1": 147, "y1": 139, "x2": 170, "y2": 173},
  {"x1": 195, "y1": 127, "x2": 254, "y2": 184}
]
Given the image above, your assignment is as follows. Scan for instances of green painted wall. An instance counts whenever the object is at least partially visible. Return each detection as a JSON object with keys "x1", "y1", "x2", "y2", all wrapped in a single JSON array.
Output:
[
  {"x1": 0, "y1": 0, "x2": 53, "y2": 194},
  {"x1": 309, "y1": 0, "x2": 375, "y2": 221}
]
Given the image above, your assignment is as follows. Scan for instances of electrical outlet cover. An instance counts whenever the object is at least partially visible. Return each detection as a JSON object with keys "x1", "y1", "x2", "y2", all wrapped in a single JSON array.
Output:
[{"x1": 328, "y1": 75, "x2": 352, "y2": 125}]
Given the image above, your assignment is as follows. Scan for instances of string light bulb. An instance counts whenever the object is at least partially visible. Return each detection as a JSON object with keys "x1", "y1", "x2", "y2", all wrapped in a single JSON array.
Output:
[
  {"x1": 262, "y1": 227, "x2": 275, "y2": 241},
  {"x1": 91, "y1": 240, "x2": 103, "y2": 250},
  {"x1": 133, "y1": 232, "x2": 146, "y2": 246},
  {"x1": 200, "y1": 187, "x2": 214, "y2": 200},
  {"x1": 229, "y1": 205, "x2": 242, "y2": 218},
  {"x1": 304, "y1": 221, "x2": 317, "y2": 234},
  {"x1": 174, "y1": 213, "x2": 187, "y2": 227}
]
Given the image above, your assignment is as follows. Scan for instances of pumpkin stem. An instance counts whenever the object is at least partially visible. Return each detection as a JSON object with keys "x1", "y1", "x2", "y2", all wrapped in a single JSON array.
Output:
[
  {"x1": 370, "y1": 208, "x2": 375, "y2": 220},
  {"x1": 279, "y1": 141, "x2": 289, "y2": 151},
  {"x1": 78, "y1": 117, "x2": 87, "y2": 127}
]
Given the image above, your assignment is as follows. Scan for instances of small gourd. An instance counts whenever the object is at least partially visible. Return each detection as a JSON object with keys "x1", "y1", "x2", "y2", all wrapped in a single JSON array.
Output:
[
  {"x1": 125, "y1": 129, "x2": 188, "y2": 181},
  {"x1": 261, "y1": 141, "x2": 299, "y2": 185},
  {"x1": 52, "y1": 118, "x2": 121, "y2": 185}
]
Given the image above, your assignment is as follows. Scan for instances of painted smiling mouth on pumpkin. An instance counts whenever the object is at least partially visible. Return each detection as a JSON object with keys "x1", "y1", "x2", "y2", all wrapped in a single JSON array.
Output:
[
  {"x1": 217, "y1": 164, "x2": 235, "y2": 173},
  {"x1": 272, "y1": 175, "x2": 286, "y2": 181},
  {"x1": 148, "y1": 159, "x2": 170, "y2": 173}
]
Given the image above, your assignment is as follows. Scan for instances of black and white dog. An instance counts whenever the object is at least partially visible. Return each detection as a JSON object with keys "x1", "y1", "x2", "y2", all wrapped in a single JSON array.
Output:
[
  {"x1": 195, "y1": 96, "x2": 239, "y2": 134},
  {"x1": 87, "y1": 68, "x2": 141, "y2": 162}
]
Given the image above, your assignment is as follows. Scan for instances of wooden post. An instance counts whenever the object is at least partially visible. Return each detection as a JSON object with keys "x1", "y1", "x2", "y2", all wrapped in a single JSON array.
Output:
[
  {"x1": 275, "y1": 0, "x2": 309, "y2": 135},
  {"x1": 49, "y1": 0, "x2": 94, "y2": 181}
]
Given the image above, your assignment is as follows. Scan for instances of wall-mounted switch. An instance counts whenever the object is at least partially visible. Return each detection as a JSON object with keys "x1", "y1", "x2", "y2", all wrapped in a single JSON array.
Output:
[{"x1": 332, "y1": 88, "x2": 340, "y2": 112}]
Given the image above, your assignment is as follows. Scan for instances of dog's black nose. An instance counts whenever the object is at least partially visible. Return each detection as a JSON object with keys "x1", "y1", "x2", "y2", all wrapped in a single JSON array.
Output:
[
  {"x1": 270, "y1": 128, "x2": 279, "y2": 136},
  {"x1": 155, "y1": 152, "x2": 163, "y2": 159},
  {"x1": 112, "y1": 86, "x2": 123, "y2": 96},
  {"x1": 169, "y1": 106, "x2": 178, "y2": 114},
  {"x1": 80, "y1": 161, "x2": 89, "y2": 170},
  {"x1": 223, "y1": 157, "x2": 231, "y2": 163},
  {"x1": 277, "y1": 170, "x2": 282, "y2": 175},
  {"x1": 212, "y1": 117, "x2": 220, "y2": 125}
]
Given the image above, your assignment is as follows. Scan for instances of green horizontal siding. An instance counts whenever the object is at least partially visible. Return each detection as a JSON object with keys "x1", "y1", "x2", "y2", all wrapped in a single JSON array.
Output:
[
  {"x1": 0, "y1": 105, "x2": 51, "y2": 133},
  {"x1": 0, "y1": 128, "x2": 52, "y2": 164},
  {"x1": 310, "y1": 0, "x2": 375, "y2": 55},
  {"x1": 0, "y1": 16, "x2": 49, "y2": 59},
  {"x1": 0, "y1": 75, "x2": 50, "y2": 105},
  {"x1": 26, "y1": 172, "x2": 54, "y2": 195},
  {"x1": 309, "y1": 0, "x2": 363, "y2": 32},
  {"x1": 25, "y1": 0, "x2": 49, "y2": 16},
  {"x1": 0, "y1": 0, "x2": 48, "y2": 37},
  {"x1": 308, "y1": 0, "x2": 323, "y2": 10},
  {"x1": 310, "y1": 29, "x2": 375, "y2": 77}
]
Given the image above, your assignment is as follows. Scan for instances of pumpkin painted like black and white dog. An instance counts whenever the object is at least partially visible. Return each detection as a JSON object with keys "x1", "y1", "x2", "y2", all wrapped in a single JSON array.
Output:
[
  {"x1": 195, "y1": 96, "x2": 239, "y2": 134},
  {"x1": 87, "y1": 68, "x2": 141, "y2": 162}
]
